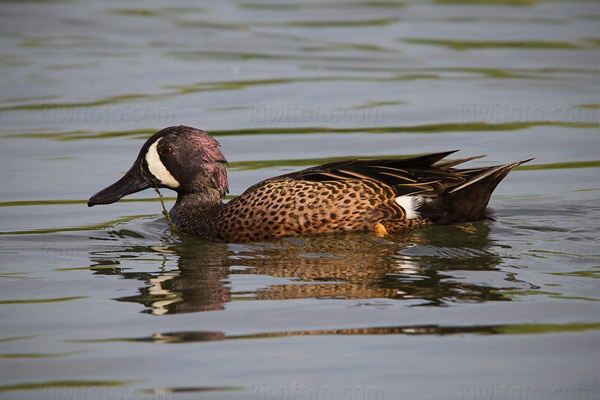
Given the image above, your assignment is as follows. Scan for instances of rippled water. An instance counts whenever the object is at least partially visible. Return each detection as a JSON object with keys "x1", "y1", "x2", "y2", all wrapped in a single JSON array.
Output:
[{"x1": 1, "y1": 1, "x2": 599, "y2": 399}]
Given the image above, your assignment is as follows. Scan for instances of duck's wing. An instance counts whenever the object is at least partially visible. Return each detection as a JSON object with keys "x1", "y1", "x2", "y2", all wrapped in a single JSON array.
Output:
[{"x1": 270, "y1": 150, "x2": 473, "y2": 197}]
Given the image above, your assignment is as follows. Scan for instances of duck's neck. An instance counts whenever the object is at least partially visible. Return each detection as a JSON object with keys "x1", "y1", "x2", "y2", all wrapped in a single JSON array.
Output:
[{"x1": 169, "y1": 190, "x2": 224, "y2": 235}]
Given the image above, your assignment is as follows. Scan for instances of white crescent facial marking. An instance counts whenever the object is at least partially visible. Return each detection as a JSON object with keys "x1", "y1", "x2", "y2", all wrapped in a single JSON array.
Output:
[
  {"x1": 145, "y1": 139, "x2": 180, "y2": 188},
  {"x1": 395, "y1": 196, "x2": 423, "y2": 219}
]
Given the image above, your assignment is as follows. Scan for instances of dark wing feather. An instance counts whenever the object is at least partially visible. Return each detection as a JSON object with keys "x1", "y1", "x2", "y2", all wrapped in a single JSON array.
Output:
[
  {"x1": 272, "y1": 150, "x2": 469, "y2": 197},
  {"x1": 418, "y1": 158, "x2": 533, "y2": 224},
  {"x1": 435, "y1": 154, "x2": 487, "y2": 170}
]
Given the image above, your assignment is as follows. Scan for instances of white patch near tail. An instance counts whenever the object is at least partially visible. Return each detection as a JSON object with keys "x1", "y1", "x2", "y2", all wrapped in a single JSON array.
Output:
[
  {"x1": 145, "y1": 139, "x2": 180, "y2": 188},
  {"x1": 395, "y1": 196, "x2": 423, "y2": 219}
]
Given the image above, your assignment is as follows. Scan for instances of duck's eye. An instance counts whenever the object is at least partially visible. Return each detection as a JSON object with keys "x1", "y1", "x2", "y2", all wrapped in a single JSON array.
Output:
[{"x1": 160, "y1": 145, "x2": 174, "y2": 156}]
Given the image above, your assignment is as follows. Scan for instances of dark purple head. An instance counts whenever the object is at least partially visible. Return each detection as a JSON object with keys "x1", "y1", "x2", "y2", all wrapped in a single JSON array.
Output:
[{"x1": 88, "y1": 126, "x2": 228, "y2": 206}]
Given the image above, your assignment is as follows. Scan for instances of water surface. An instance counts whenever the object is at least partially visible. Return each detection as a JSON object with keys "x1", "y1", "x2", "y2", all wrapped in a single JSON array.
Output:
[{"x1": 1, "y1": 0, "x2": 598, "y2": 399}]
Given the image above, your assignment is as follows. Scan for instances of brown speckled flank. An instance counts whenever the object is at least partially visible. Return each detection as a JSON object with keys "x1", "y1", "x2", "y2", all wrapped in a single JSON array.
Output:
[
  {"x1": 172, "y1": 178, "x2": 430, "y2": 242},
  {"x1": 89, "y1": 126, "x2": 532, "y2": 243}
]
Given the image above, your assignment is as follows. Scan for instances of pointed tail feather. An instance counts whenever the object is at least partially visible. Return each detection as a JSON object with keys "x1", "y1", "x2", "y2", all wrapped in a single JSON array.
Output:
[
  {"x1": 435, "y1": 154, "x2": 487, "y2": 170},
  {"x1": 417, "y1": 158, "x2": 533, "y2": 224}
]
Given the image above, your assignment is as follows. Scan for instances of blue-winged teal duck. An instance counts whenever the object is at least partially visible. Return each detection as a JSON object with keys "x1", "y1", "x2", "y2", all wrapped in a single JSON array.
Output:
[{"x1": 88, "y1": 126, "x2": 531, "y2": 242}]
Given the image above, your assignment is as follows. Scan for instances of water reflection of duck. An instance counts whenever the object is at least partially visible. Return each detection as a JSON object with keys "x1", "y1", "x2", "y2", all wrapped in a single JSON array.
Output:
[
  {"x1": 88, "y1": 126, "x2": 531, "y2": 242},
  {"x1": 90, "y1": 223, "x2": 535, "y2": 314}
]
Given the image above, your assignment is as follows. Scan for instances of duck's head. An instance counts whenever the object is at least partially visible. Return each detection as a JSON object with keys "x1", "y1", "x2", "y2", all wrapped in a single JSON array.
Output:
[{"x1": 88, "y1": 126, "x2": 228, "y2": 207}]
